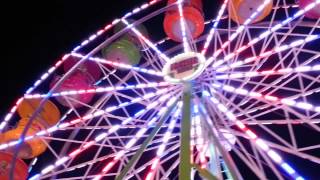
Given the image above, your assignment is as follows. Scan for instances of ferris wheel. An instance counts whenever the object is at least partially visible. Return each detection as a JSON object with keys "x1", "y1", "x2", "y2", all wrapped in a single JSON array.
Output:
[{"x1": 0, "y1": 0, "x2": 320, "y2": 179}]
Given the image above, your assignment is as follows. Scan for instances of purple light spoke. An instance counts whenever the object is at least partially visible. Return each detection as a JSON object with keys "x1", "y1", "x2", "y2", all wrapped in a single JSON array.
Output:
[
  {"x1": 25, "y1": 82, "x2": 170, "y2": 99},
  {"x1": 29, "y1": 92, "x2": 179, "y2": 179},
  {"x1": 203, "y1": 91, "x2": 304, "y2": 180},
  {"x1": 0, "y1": 87, "x2": 178, "y2": 152},
  {"x1": 214, "y1": 35, "x2": 319, "y2": 72},
  {"x1": 201, "y1": 0, "x2": 229, "y2": 55}
]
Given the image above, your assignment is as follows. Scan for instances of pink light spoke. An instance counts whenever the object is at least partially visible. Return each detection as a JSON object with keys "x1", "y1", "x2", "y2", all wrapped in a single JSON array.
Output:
[
  {"x1": 177, "y1": 0, "x2": 190, "y2": 52},
  {"x1": 0, "y1": 87, "x2": 176, "y2": 152},
  {"x1": 71, "y1": 53, "x2": 163, "y2": 76},
  {"x1": 121, "y1": 19, "x2": 170, "y2": 62},
  {"x1": 215, "y1": 64, "x2": 320, "y2": 79},
  {"x1": 93, "y1": 96, "x2": 179, "y2": 180},
  {"x1": 210, "y1": 1, "x2": 320, "y2": 68},
  {"x1": 29, "y1": 92, "x2": 178, "y2": 179},
  {"x1": 203, "y1": 91, "x2": 304, "y2": 180},
  {"x1": 214, "y1": 35, "x2": 319, "y2": 72},
  {"x1": 24, "y1": 82, "x2": 170, "y2": 99},
  {"x1": 211, "y1": 83, "x2": 320, "y2": 114},
  {"x1": 205, "y1": 0, "x2": 272, "y2": 67},
  {"x1": 145, "y1": 102, "x2": 182, "y2": 179},
  {"x1": 201, "y1": 0, "x2": 229, "y2": 55}
]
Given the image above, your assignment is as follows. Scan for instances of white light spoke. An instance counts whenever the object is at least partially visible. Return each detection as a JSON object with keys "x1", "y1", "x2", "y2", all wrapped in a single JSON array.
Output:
[
  {"x1": 24, "y1": 82, "x2": 170, "y2": 99},
  {"x1": 201, "y1": 0, "x2": 229, "y2": 55},
  {"x1": 212, "y1": 83, "x2": 319, "y2": 113},
  {"x1": 215, "y1": 35, "x2": 320, "y2": 72},
  {"x1": 1, "y1": 87, "x2": 177, "y2": 153},
  {"x1": 215, "y1": 64, "x2": 320, "y2": 79},
  {"x1": 206, "y1": 0, "x2": 273, "y2": 67},
  {"x1": 203, "y1": 91, "x2": 304, "y2": 179},
  {"x1": 121, "y1": 19, "x2": 170, "y2": 62}
]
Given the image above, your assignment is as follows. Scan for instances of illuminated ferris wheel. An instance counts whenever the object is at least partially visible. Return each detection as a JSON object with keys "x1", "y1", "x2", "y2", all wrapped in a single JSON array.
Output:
[{"x1": 0, "y1": 0, "x2": 320, "y2": 179}]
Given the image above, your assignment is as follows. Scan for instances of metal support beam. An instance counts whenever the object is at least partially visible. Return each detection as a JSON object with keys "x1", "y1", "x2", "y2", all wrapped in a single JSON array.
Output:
[{"x1": 179, "y1": 83, "x2": 192, "y2": 180}]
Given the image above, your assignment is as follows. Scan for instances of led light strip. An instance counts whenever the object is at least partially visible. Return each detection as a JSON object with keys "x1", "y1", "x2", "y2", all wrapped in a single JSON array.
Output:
[
  {"x1": 121, "y1": 19, "x2": 170, "y2": 62},
  {"x1": 93, "y1": 96, "x2": 179, "y2": 180},
  {"x1": 215, "y1": 64, "x2": 320, "y2": 79},
  {"x1": 202, "y1": 91, "x2": 304, "y2": 180},
  {"x1": 24, "y1": 82, "x2": 170, "y2": 99},
  {"x1": 211, "y1": 0, "x2": 320, "y2": 68},
  {"x1": 193, "y1": 105, "x2": 207, "y2": 169},
  {"x1": 177, "y1": 0, "x2": 190, "y2": 52},
  {"x1": 214, "y1": 35, "x2": 319, "y2": 72},
  {"x1": 71, "y1": 53, "x2": 163, "y2": 76},
  {"x1": 0, "y1": 87, "x2": 175, "y2": 152},
  {"x1": 205, "y1": 0, "x2": 272, "y2": 67},
  {"x1": 71, "y1": 0, "x2": 162, "y2": 52},
  {"x1": 145, "y1": 102, "x2": 182, "y2": 180},
  {"x1": 212, "y1": 83, "x2": 320, "y2": 113},
  {"x1": 201, "y1": 0, "x2": 229, "y2": 55},
  {"x1": 29, "y1": 92, "x2": 178, "y2": 180},
  {"x1": 0, "y1": 1, "x2": 163, "y2": 133}
]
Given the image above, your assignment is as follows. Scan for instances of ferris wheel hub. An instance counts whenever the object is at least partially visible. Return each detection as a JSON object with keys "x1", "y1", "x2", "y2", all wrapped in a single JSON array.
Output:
[{"x1": 162, "y1": 52, "x2": 206, "y2": 84}]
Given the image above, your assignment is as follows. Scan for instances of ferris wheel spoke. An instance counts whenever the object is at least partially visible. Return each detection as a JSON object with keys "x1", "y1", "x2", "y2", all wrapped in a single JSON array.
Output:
[
  {"x1": 205, "y1": 0, "x2": 274, "y2": 68},
  {"x1": 176, "y1": 0, "x2": 192, "y2": 52},
  {"x1": 211, "y1": 0, "x2": 320, "y2": 69},
  {"x1": 124, "y1": 145, "x2": 180, "y2": 179},
  {"x1": 115, "y1": 100, "x2": 180, "y2": 180},
  {"x1": 210, "y1": 83, "x2": 320, "y2": 160},
  {"x1": 201, "y1": 98, "x2": 265, "y2": 179},
  {"x1": 64, "y1": 90, "x2": 180, "y2": 165},
  {"x1": 214, "y1": 34, "x2": 319, "y2": 72},
  {"x1": 202, "y1": 90, "x2": 305, "y2": 179},
  {"x1": 217, "y1": 63, "x2": 319, "y2": 117},
  {"x1": 125, "y1": 143, "x2": 181, "y2": 179},
  {"x1": 218, "y1": 76, "x2": 303, "y2": 92},
  {"x1": 30, "y1": 93, "x2": 180, "y2": 179},
  {"x1": 80, "y1": 94, "x2": 176, "y2": 178},
  {"x1": 92, "y1": 97, "x2": 179, "y2": 180},
  {"x1": 201, "y1": 0, "x2": 228, "y2": 55},
  {"x1": 211, "y1": 82, "x2": 320, "y2": 113},
  {"x1": 145, "y1": 102, "x2": 182, "y2": 179},
  {"x1": 206, "y1": 24, "x2": 320, "y2": 112},
  {"x1": 71, "y1": 53, "x2": 163, "y2": 77},
  {"x1": 209, "y1": 83, "x2": 320, "y2": 132},
  {"x1": 121, "y1": 19, "x2": 170, "y2": 62},
  {"x1": 24, "y1": 82, "x2": 170, "y2": 100},
  {"x1": 140, "y1": 38, "x2": 168, "y2": 70},
  {"x1": 214, "y1": 64, "x2": 320, "y2": 80},
  {"x1": 211, "y1": 90, "x2": 296, "y2": 149},
  {"x1": 38, "y1": 139, "x2": 180, "y2": 179},
  {"x1": 242, "y1": 119, "x2": 320, "y2": 125},
  {"x1": 0, "y1": 87, "x2": 178, "y2": 153}
]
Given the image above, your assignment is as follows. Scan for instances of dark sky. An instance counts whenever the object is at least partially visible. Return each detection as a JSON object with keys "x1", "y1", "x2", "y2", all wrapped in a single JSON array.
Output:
[{"x1": 1, "y1": 0, "x2": 143, "y2": 113}]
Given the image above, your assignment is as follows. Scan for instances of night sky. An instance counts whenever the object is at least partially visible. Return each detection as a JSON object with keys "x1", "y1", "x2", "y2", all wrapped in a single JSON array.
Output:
[{"x1": 1, "y1": 0, "x2": 142, "y2": 114}]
